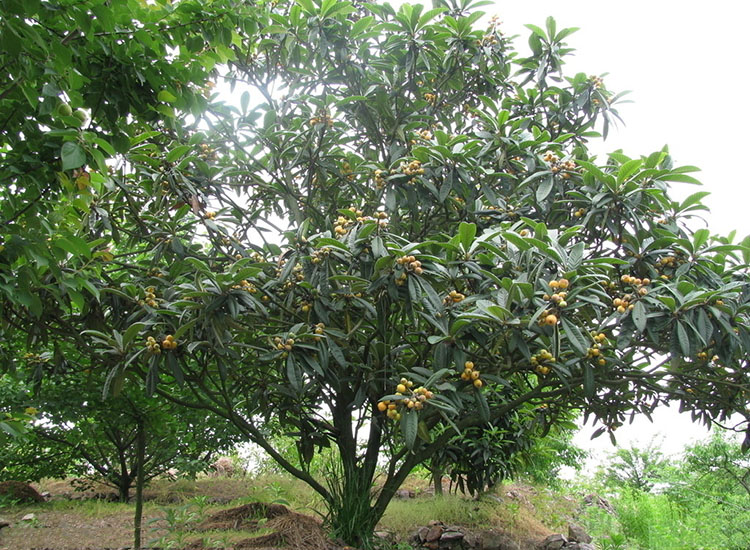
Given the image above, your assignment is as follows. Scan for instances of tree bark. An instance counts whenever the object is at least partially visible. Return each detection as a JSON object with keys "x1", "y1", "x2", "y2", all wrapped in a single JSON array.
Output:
[
  {"x1": 432, "y1": 467, "x2": 444, "y2": 496},
  {"x1": 133, "y1": 417, "x2": 145, "y2": 550}
]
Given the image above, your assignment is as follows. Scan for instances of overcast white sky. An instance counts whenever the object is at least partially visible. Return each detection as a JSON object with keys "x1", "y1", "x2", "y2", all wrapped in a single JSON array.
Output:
[{"x1": 492, "y1": 1, "x2": 750, "y2": 462}]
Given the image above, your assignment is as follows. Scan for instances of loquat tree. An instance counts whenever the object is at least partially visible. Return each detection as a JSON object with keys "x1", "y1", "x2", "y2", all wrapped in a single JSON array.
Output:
[{"x1": 2, "y1": 0, "x2": 750, "y2": 546}]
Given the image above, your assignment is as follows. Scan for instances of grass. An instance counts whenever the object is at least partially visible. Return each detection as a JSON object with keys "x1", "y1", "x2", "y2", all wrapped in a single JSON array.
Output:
[
  {"x1": 0, "y1": 475, "x2": 584, "y2": 550},
  {"x1": 577, "y1": 487, "x2": 750, "y2": 550}
]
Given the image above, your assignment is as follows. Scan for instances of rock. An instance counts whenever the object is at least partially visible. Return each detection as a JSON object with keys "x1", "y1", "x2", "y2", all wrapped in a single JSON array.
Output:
[
  {"x1": 40, "y1": 491, "x2": 51, "y2": 500},
  {"x1": 426, "y1": 524, "x2": 443, "y2": 542},
  {"x1": 567, "y1": 524, "x2": 592, "y2": 544},
  {"x1": 539, "y1": 533, "x2": 567, "y2": 550},
  {"x1": 0, "y1": 481, "x2": 44, "y2": 503},
  {"x1": 396, "y1": 488, "x2": 413, "y2": 498},
  {"x1": 480, "y1": 530, "x2": 519, "y2": 550},
  {"x1": 418, "y1": 526, "x2": 431, "y2": 542},
  {"x1": 374, "y1": 531, "x2": 395, "y2": 543},
  {"x1": 573, "y1": 544, "x2": 596, "y2": 550},
  {"x1": 0, "y1": 518, "x2": 10, "y2": 529},
  {"x1": 440, "y1": 530, "x2": 465, "y2": 543},
  {"x1": 21, "y1": 513, "x2": 36, "y2": 521},
  {"x1": 464, "y1": 532, "x2": 480, "y2": 548}
]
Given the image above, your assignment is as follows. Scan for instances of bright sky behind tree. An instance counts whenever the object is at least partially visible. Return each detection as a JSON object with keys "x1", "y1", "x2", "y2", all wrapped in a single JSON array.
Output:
[{"x1": 491, "y1": 0, "x2": 750, "y2": 460}]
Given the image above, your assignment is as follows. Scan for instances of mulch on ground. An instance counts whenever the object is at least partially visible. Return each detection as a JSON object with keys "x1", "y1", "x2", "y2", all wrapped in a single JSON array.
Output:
[{"x1": 195, "y1": 502, "x2": 331, "y2": 550}]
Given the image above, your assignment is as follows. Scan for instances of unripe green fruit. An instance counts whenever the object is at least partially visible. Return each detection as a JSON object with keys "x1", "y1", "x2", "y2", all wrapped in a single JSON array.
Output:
[
  {"x1": 73, "y1": 109, "x2": 88, "y2": 122},
  {"x1": 58, "y1": 102, "x2": 73, "y2": 117}
]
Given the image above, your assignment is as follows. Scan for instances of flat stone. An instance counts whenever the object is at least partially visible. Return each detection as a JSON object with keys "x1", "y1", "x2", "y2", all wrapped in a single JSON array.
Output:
[
  {"x1": 540, "y1": 533, "x2": 567, "y2": 550},
  {"x1": 426, "y1": 524, "x2": 444, "y2": 542},
  {"x1": 440, "y1": 530, "x2": 465, "y2": 542},
  {"x1": 568, "y1": 524, "x2": 592, "y2": 544},
  {"x1": 21, "y1": 513, "x2": 36, "y2": 521}
]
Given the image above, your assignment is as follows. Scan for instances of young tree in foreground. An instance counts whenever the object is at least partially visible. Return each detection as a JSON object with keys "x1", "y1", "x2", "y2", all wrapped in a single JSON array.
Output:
[{"x1": 2, "y1": 0, "x2": 750, "y2": 546}]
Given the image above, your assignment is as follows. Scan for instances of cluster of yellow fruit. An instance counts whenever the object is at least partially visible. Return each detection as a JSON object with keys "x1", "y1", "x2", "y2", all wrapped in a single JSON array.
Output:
[
  {"x1": 22, "y1": 353, "x2": 45, "y2": 363},
  {"x1": 273, "y1": 336, "x2": 295, "y2": 352},
  {"x1": 334, "y1": 215, "x2": 354, "y2": 236},
  {"x1": 542, "y1": 288, "x2": 569, "y2": 309},
  {"x1": 398, "y1": 159, "x2": 425, "y2": 178},
  {"x1": 341, "y1": 161, "x2": 354, "y2": 181},
  {"x1": 444, "y1": 290, "x2": 466, "y2": 304},
  {"x1": 143, "y1": 287, "x2": 158, "y2": 308},
  {"x1": 460, "y1": 361, "x2": 483, "y2": 387},
  {"x1": 657, "y1": 255, "x2": 679, "y2": 270},
  {"x1": 612, "y1": 275, "x2": 649, "y2": 313},
  {"x1": 397, "y1": 255, "x2": 423, "y2": 274},
  {"x1": 198, "y1": 143, "x2": 217, "y2": 161},
  {"x1": 204, "y1": 211, "x2": 216, "y2": 220},
  {"x1": 697, "y1": 351, "x2": 720, "y2": 362},
  {"x1": 573, "y1": 208, "x2": 586, "y2": 218},
  {"x1": 145, "y1": 335, "x2": 178, "y2": 355},
  {"x1": 478, "y1": 31, "x2": 500, "y2": 46},
  {"x1": 378, "y1": 378, "x2": 435, "y2": 419},
  {"x1": 538, "y1": 311, "x2": 559, "y2": 327},
  {"x1": 309, "y1": 111, "x2": 334, "y2": 127},
  {"x1": 530, "y1": 350, "x2": 555, "y2": 376},
  {"x1": 374, "y1": 169, "x2": 387, "y2": 189},
  {"x1": 231, "y1": 279, "x2": 257, "y2": 293},
  {"x1": 312, "y1": 323, "x2": 325, "y2": 341},
  {"x1": 299, "y1": 301, "x2": 312, "y2": 313},
  {"x1": 311, "y1": 247, "x2": 331, "y2": 264},
  {"x1": 589, "y1": 75, "x2": 604, "y2": 89},
  {"x1": 587, "y1": 333, "x2": 608, "y2": 366},
  {"x1": 423, "y1": 92, "x2": 437, "y2": 105},
  {"x1": 162, "y1": 334, "x2": 178, "y2": 350},
  {"x1": 335, "y1": 209, "x2": 389, "y2": 235}
]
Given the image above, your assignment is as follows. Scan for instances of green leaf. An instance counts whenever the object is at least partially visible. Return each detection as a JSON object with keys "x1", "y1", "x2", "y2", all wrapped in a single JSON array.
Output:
[
  {"x1": 166, "y1": 145, "x2": 192, "y2": 162},
  {"x1": 402, "y1": 409, "x2": 418, "y2": 450},
  {"x1": 676, "y1": 322, "x2": 691, "y2": 357},
  {"x1": 583, "y1": 363, "x2": 594, "y2": 398},
  {"x1": 475, "y1": 390, "x2": 489, "y2": 423},
  {"x1": 123, "y1": 322, "x2": 146, "y2": 347},
  {"x1": 61, "y1": 142, "x2": 86, "y2": 170},
  {"x1": 458, "y1": 222, "x2": 477, "y2": 251},
  {"x1": 536, "y1": 175, "x2": 554, "y2": 202},
  {"x1": 561, "y1": 317, "x2": 588, "y2": 356},
  {"x1": 55, "y1": 235, "x2": 91, "y2": 259},
  {"x1": 157, "y1": 90, "x2": 178, "y2": 103},
  {"x1": 632, "y1": 301, "x2": 647, "y2": 333}
]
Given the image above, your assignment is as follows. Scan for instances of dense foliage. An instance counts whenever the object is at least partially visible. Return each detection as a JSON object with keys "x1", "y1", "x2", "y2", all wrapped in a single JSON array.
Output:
[
  {"x1": 585, "y1": 432, "x2": 750, "y2": 550},
  {"x1": 2, "y1": 0, "x2": 750, "y2": 545}
]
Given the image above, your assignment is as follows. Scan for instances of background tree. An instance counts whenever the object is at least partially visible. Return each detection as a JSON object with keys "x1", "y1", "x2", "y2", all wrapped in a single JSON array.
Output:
[
  {"x1": 600, "y1": 440, "x2": 669, "y2": 494},
  {"x1": 683, "y1": 430, "x2": 750, "y2": 499},
  {"x1": 2, "y1": 0, "x2": 750, "y2": 547}
]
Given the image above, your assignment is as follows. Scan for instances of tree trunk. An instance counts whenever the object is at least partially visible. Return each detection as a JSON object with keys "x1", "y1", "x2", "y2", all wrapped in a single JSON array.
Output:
[
  {"x1": 133, "y1": 418, "x2": 145, "y2": 550},
  {"x1": 431, "y1": 467, "x2": 444, "y2": 496},
  {"x1": 117, "y1": 478, "x2": 130, "y2": 503}
]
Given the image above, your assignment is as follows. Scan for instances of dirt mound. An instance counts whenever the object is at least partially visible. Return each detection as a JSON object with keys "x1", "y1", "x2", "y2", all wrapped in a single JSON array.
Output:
[
  {"x1": 197, "y1": 502, "x2": 290, "y2": 530},
  {"x1": 0, "y1": 481, "x2": 44, "y2": 503},
  {"x1": 196, "y1": 502, "x2": 330, "y2": 550}
]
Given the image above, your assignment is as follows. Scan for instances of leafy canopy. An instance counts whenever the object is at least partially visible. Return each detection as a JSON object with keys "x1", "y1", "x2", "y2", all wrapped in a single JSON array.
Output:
[{"x1": 2, "y1": 0, "x2": 750, "y2": 545}]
